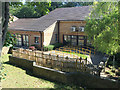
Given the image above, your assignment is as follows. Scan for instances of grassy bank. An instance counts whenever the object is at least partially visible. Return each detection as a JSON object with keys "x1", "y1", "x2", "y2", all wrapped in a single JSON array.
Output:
[{"x1": 1, "y1": 54, "x2": 84, "y2": 89}]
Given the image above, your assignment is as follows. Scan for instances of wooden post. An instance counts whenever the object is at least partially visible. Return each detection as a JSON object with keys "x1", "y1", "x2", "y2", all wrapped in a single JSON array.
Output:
[
  {"x1": 61, "y1": 61, "x2": 63, "y2": 71},
  {"x1": 34, "y1": 51, "x2": 36, "y2": 61},
  {"x1": 90, "y1": 50, "x2": 91, "y2": 56},
  {"x1": 94, "y1": 49, "x2": 95, "y2": 55},
  {"x1": 82, "y1": 62, "x2": 84, "y2": 72},
  {"x1": 79, "y1": 57, "x2": 82, "y2": 70},
  {"x1": 85, "y1": 57, "x2": 87, "y2": 65},
  {"x1": 85, "y1": 58, "x2": 87, "y2": 71},
  {"x1": 76, "y1": 59, "x2": 78, "y2": 71},
  {"x1": 85, "y1": 49, "x2": 86, "y2": 55},
  {"x1": 50, "y1": 54, "x2": 53, "y2": 68},
  {"x1": 82, "y1": 48, "x2": 83, "y2": 54},
  {"x1": 41, "y1": 52, "x2": 44, "y2": 66}
]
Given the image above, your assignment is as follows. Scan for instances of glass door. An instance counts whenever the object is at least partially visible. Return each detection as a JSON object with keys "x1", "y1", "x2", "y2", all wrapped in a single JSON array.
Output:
[
  {"x1": 71, "y1": 35, "x2": 77, "y2": 46},
  {"x1": 23, "y1": 35, "x2": 29, "y2": 47}
]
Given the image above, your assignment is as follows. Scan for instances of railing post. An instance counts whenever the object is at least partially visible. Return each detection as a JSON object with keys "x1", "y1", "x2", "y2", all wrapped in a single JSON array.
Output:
[
  {"x1": 61, "y1": 61, "x2": 63, "y2": 71},
  {"x1": 90, "y1": 50, "x2": 91, "y2": 56},
  {"x1": 94, "y1": 49, "x2": 95, "y2": 55},
  {"x1": 76, "y1": 58, "x2": 78, "y2": 71},
  {"x1": 35, "y1": 50, "x2": 37, "y2": 62},
  {"x1": 79, "y1": 57, "x2": 82, "y2": 70},
  {"x1": 50, "y1": 54, "x2": 53, "y2": 68},
  {"x1": 85, "y1": 58, "x2": 87, "y2": 71}
]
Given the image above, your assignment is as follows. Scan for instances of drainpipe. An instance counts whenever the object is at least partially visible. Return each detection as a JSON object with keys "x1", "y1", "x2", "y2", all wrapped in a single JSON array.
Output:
[
  {"x1": 58, "y1": 20, "x2": 60, "y2": 43},
  {"x1": 39, "y1": 31, "x2": 43, "y2": 49}
]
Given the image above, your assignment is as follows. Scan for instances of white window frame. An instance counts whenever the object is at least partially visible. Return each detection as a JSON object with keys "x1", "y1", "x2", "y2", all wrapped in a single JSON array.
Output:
[
  {"x1": 71, "y1": 26, "x2": 76, "y2": 32},
  {"x1": 79, "y1": 26, "x2": 84, "y2": 32}
]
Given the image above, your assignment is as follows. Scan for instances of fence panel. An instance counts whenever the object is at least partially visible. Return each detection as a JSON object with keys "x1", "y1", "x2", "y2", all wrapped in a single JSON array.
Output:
[{"x1": 12, "y1": 48, "x2": 98, "y2": 73}]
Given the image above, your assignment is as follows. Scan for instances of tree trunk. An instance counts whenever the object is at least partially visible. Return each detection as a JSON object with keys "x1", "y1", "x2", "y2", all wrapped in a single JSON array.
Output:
[
  {"x1": 0, "y1": 2, "x2": 2, "y2": 57},
  {"x1": 0, "y1": 2, "x2": 9, "y2": 56}
]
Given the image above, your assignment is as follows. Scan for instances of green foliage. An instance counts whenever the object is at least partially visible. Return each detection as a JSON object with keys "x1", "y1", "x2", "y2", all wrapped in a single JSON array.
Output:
[
  {"x1": 44, "y1": 43, "x2": 63, "y2": 51},
  {"x1": 10, "y1": 2, "x2": 51, "y2": 18},
  {"x1": 4, "y1": 32, "x2": 17, "y2": 47},
  {"x1": 53, "y1": 43, "x2": 63, "y2": 48},
  {"x1": 62, "y1": 2, "x2": 93, "y2": 7},
  {"x1": 85, "y1": 2, "x2": 119, "y2": 55},
  {"x1": 14, "y1": 5, "x2": 40, "y2": 18},
  {"x1": 9, "y1": 2, "x2": 93, "y2": 18},
  {"x1": 44, "y1": 45, "x2": 54, "y2": 51}
]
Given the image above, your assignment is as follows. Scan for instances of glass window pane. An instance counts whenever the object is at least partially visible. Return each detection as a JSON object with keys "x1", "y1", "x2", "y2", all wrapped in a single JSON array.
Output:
[
  {"x1": 68, "y1": 36, "x2": 71, "y2": 41},
  {"x1": 71, "y1": 39, "x2": 77, "y2": 46},
  {"x1": 64, "y1": 35, "x2": 67, "y2": 41},
  {"x1": 26, "y1": 36, "x2": 28, "y2": 41},
  {"x1": 78, "y1": 40, "x2": 84, "y2": 46},
  {"x1": 71, "y1": 35, "x2": 77, "y2": 39},
  {"x1": 78, "y1": 36, "x2": 84, "y2": 39},
  {"x1": 35, "y1": 37, "x2": 39, "y2": 43},
  {"x1": 19, "y1": 42, "x2": 22, "y2": 46}
]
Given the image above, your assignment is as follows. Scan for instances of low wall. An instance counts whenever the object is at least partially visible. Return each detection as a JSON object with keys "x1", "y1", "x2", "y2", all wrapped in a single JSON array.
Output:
[
  {"x1": 9, "y1": 56, "x2": 34, "y2": 70},
  {"x1": 9, "y1": 56, "x2": 120, "y2": 88},
  {"x1": 33, "y1": 62, "x2": 68, "y2": 83}
]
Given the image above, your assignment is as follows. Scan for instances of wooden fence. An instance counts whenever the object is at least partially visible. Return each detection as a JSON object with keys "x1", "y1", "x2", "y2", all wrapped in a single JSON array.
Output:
[
  {"x1": 56, "y1": 46, "x2": 95, "y2": 56},
  {"x1": 12, "y1": 48, "x2": 99, "y2": 74}
]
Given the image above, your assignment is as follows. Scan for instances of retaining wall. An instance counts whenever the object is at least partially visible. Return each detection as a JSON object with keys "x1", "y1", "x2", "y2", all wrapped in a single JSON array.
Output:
[
  {"x1": 9, "y1": 56, "x2": 34, "y2": 70},
  {"x1": 9, "y1": 56, "x2": 120, "y2": 88}
]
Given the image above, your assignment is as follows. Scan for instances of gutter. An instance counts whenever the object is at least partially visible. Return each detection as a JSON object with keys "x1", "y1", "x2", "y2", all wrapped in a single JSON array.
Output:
[{"x1": 39, "y1": 31, "x2": 43, "y2": 49}]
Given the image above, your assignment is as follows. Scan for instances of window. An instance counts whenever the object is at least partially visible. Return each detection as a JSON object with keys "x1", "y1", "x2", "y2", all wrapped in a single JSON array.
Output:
[
  {"x1": 23, "y1": 35, "x2": 29, "y2": 46},
  {"x1": 55, "y1": 34, "x2": 58, "y2": 42},
  {"x1": 78, "y1": 36, "x2": 84, "y2": 39},
  {"x1": 79, "y1": 27, "x2": 84, "y2": 32},
  {"x1": 34, "y1": 37, "x2": 39, "y2": 44},
  {"x1": 78, "y1": 40, "x2": 84, "y2": 46},
  {"x1": 63, "y1": 35, "x2": 87, "y2": 46},
  {"x1": 71, "y1": 26, "x2": 76, "y2": 32},
  {"x1": 16, "y1": 34, "x2": 22, "y2": 46},
  {"x1": 15, "y1": 34, "x2": 29, "y2": 47}
]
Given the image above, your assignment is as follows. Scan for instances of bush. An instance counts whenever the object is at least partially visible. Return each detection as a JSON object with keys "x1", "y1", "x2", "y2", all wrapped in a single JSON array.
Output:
[
  {"x1": 44, "y1": 43, "x2": 63, "y2": 51},
  {"x1": 44, "y1": 45, "x2": 54, "y2": 51},
  {"x1": 31, "y1": 44, "x2": 40, "y2": 50},
  {"x1": 53, "y1": 43, "x2": 63, "y2": 48},
  {"x1": 29, "y1": 46, "x2": 35, "y2": 50}
]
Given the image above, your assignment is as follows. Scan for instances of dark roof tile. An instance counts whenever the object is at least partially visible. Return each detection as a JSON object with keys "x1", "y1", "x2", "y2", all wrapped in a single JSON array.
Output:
[{"x1": 9, "y1": 6, "x2": 91, "y2": 32}]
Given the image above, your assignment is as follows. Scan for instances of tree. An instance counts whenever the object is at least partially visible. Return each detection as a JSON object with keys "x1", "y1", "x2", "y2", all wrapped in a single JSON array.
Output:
[
  {"x1": 0, "y1": 2, "x2": 9, "y2": 55},
  {"x1": 4, "y1": 32, "x2": 17, "y2": 47},
  {"x1": 62, "y1": 2, "x2": 93, "y2": 7},
  {"x1": 14, "y1": 5, "x2": 41, "y2": 18},
  {"x1": 10, "y1": 2, "x2": 51, "y2": 18},
  {"x1": 9, "y1": 2, "x2": 93, "y2": 18},
  {"x1": 85, "y1": 2, "x2": 119, "y2": 69},
  {"x1": 85, "y1": 2, "x2": 119, "y2": 55}
]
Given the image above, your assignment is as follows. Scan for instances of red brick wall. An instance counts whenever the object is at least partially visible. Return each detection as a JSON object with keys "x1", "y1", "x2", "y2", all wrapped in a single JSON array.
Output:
[
  {"x1": 9, "y1": 30, "x2": 42, "y2": 49},
  {"x1": 59, "y1": 21, "x2": 86, "y2": 43}
]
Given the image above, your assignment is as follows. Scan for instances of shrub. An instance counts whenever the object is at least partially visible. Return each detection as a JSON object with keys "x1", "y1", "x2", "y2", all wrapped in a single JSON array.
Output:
[
  {"x1": 44, "y1": 43, "x2": 63, "y2": 51},
  {"x1": 53, "y1": 43, "x2": 63, "y2": 48},
  {"x1": 29, "y1": 46, "x2": 35, "y2": 50},
  {"x1": 31, "y1": 44, "x2": 40, "y2": 50},
  {"x1": 44, "y1": 45, "x2": 54, "y2": 51}
]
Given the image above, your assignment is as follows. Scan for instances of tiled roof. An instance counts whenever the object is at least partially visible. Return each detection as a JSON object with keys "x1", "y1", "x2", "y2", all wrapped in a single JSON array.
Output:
[{"x1": 9, "y1": 6, "x2": 91, "y2": 32}]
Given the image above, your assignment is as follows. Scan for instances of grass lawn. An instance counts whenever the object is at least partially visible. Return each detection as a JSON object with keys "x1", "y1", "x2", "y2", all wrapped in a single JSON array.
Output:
[
  {"x1": 1, "y1": 54, "x2": 84, "y2": 89},
  {"x1": 62, "y1": 51, "x2": 88, "y2": 59}
]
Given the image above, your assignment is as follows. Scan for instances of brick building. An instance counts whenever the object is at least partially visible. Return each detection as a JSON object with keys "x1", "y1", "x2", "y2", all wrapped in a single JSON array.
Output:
[{"x1": 9, "y1": 6, "x2": 91, "y2": 49}]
